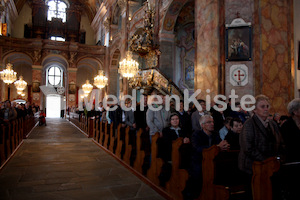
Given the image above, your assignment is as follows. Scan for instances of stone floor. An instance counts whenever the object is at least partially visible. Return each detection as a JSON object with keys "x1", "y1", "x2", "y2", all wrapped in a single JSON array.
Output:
[{"x1": 0, "y1": 118, "x2": 165, "y2": 200}]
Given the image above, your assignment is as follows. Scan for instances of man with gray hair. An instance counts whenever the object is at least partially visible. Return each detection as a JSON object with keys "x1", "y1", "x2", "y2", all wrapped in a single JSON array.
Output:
[{"x1": 186, "y1": 115, "x2": 229, "y2": 198}]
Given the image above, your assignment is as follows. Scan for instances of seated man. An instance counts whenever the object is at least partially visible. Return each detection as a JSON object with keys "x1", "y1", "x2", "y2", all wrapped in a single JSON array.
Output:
[{"x1": 185, "y1": 115, "x2": 229, "y2": 199}]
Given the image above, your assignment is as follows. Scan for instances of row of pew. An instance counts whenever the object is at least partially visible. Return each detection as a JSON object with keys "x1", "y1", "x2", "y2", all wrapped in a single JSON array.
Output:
[
  {"x1": 70, "y1": 113, "x2": 282, "y2": 200},
  {"x1": 0, "y1": 116, "x2": 38, "y2": 168}
]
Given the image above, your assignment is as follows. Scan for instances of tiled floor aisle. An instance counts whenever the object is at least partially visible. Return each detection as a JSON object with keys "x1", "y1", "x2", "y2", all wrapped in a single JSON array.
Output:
[{"x1": 0, "y1": 118, "x2": 164, "y2": 200}]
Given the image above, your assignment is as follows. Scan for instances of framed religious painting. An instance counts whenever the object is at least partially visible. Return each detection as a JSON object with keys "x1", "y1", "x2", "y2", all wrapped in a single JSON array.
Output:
[
  {"x1": 69, "y1": 83, "x2": 76, "y2": 94},
  {"x1": 226, "y1": 26, "x2": 252, "y2": 61},
  {"x1": 32, "y1": 81, "x2": 40, "y2": 92}
]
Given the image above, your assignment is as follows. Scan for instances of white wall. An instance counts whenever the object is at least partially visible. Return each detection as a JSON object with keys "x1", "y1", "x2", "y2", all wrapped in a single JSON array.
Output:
[
  {"x1": 81, "y1": 14, "x2": 96, "y2": 45},
  {"x1": 12, "y1": 3, "x2": 32, "y2": 38}
]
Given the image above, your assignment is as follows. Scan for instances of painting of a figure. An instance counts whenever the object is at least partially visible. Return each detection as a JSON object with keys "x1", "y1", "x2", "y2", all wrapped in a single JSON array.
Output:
[
  {"x1": 226, "y1": 26, "x2": 251, "y2": 61},
  {"x1": 185, "y1": 60, "x2": 194, "y2": 89}
]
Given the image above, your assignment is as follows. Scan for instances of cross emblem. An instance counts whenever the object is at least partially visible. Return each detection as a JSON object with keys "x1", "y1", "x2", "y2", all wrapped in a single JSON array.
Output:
[
  {"x1": 234, "y1": 70, "x2": 245, "y2": 81},
  {"x1": 230, "y1": 64, "x2": 248, "y2": 86}
]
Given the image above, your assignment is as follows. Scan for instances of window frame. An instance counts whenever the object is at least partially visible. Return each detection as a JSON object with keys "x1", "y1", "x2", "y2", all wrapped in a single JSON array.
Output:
[
  {"x1": 46, "y1": 0, "x2": 68, "y2": 22},
  {"x1": 46, "y1": 65, "x2": 63, "y2": 87}
]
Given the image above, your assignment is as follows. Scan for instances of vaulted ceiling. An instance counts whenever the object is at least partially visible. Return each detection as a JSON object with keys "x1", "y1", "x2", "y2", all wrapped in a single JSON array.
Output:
[{"x1": 14, "y1": 0, "x2": 100, "y2": 22}]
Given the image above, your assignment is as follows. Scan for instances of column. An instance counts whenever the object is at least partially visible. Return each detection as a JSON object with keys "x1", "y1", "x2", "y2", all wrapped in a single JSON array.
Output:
[
  {"x1": 32, "y1": 65, "x2": 42, "y2": 107},
  {"x1": 67, "y1": 68, "x2": 77, "y2": 108},
  {"x1": 253, "y1": 0, "x2": 294, "y2": 114},
  {"x1": 195, "y1": 0, "x2": 220, "y2": 98}
]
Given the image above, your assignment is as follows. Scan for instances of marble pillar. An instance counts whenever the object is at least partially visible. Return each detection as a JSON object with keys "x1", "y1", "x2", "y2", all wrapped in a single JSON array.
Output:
[
  {"x1": 253, "y1": 0, "x2": 294, "y2": 114},
  {"x1": 195, "y1": 0, "x2": 220, "y2": 98}
]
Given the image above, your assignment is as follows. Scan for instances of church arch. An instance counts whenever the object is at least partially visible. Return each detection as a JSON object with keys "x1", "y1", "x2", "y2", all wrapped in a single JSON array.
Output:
[
  {"x1": 159, "y1": 0, "x2": 195, "y2": 94},
  {"x1": 76, "y1": 57, "x2": 102, "y2": 87}
]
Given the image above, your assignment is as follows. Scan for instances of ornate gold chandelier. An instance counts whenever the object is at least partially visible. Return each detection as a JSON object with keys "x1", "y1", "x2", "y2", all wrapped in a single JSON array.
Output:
[
  {"x1": 0, "y1": 63, "x2": 17, "y2": 84},
  {"x1": 94, "y1": 70, "x2": 108, "y2": 89},
  {"x1": 14, "y1": 76, "x2": 27, "y2": 91},
  {"x1": 82, "y1": 80, "x2": 93, "y2": 96},
  {"x1": 119, "y1": 51, "x2": 139, "y2": 78}
]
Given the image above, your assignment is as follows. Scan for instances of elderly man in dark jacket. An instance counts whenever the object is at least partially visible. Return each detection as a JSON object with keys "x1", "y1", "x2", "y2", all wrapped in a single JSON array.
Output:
[{"x1": 185, "y1": 115, "x2": 228, "y2": 199}]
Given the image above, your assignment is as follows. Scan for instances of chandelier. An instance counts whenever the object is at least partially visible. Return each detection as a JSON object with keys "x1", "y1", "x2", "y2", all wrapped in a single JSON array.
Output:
[
  {"x1": 14, "y1": 76, "x2": 27, "y2": 91},
  {"x1": 129, "y1": 2, "x2": 156, "y2": 56},
  {"x1": 82, "y1": 80, "x2": 93, "y2": 95},
  {"x1": 119, "y1": 51, "x2": 139, "y2": 78},
  {"x1": 94, "y1": 70, "x2": 108, "y2": 89},
  {"x1": 0, "y1": 63, "x2": 17, "y2": 84}
]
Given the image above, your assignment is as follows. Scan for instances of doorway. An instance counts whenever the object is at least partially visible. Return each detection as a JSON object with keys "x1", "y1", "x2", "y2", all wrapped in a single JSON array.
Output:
[{"x1": 46, "y1": 95, "x2": 61, "y2": 118}]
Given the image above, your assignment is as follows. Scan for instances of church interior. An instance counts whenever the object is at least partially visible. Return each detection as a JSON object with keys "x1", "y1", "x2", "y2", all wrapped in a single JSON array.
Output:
[{"x1": 0, "y1": 0, "x2": 299, "y2": 199}]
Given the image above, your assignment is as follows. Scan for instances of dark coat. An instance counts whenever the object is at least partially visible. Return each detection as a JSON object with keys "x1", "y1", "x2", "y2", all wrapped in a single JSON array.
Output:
[
  {"x1": 109, "y1": 105, "x2": 123, "y2": 129},
  {"x1": 280, "y1": 117, "x2": 300, "y2": 162},
  {"x1": 134, "y1": 105, "x2": 148, "y2": 130},
  {"x1": 211, "y1": 108, "x2": 225, "y2": 132},
  {"x1": 177, "y1": 110, "x2": 192, "y2": 137},
  {"x1": 159, "y1": 127, "x2": 188, "y2": 162},
  {"x1": 225, "y1": 130, "x2": 240, "y2": 150},
  {"x1": 191, "y1": 130, "x2": 221, "y2": 178},
  {"x1": 238, "y1": 114, "x2": 283, "y2": 174}
]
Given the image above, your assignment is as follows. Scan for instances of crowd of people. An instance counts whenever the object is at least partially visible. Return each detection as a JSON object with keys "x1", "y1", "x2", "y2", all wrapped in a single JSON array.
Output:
[
  {"x1": 2, "y1": 92, "x2": 298, "y2": 199},
  {"x1": 0, "y1": 101, "x2": 41, "y2": 124},
  {"x1": 74, "y1": 93, "x2": 298, "y2": 199}
]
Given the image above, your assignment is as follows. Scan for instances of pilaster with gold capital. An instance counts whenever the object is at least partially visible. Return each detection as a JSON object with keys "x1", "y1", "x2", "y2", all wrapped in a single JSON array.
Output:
[
  {"x1": 31, "y1": 65, "x2": 43, "y2": 106},
  {"x1": 67, "y1": 68, "x2": 77, "y2": 107}
]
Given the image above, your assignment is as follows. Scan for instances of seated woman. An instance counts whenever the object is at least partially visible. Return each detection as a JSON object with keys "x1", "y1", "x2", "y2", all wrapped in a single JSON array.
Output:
[
  {"x1": 39, "y1": 110, "x2": 46, "y2": 126},
  {"x1": 158, "y1": 113, "x2": 190, "y2": 187}
]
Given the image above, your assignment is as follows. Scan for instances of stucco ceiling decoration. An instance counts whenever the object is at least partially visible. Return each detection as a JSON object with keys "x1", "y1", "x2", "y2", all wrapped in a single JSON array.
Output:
[{"x1": 15, "y1": 0, "x2": 98, "y2": 22}]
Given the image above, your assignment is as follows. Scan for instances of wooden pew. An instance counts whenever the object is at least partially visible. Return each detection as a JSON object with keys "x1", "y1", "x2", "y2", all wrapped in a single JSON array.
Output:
[
  {"x1": 123, "y1": 126, "x2": 133, "y2": 165},
  {"x1": 200, "y1": 145, "x2": 246, "y2": 200},
  {"x1": 17, "y1": 118, "x2": 23, "y2": 145},
  {"x1": 115, "y1": 126, "x2": 128, "y2": 159},
  {"x1": 133, "y1": 128, "x2": 145, "y2": 173},
  {"x1": 166, "y1": 138, "x2": 189, "y2": 200},
  {"x1": 103, "y1": 122, "x2": 113, "y2": 149},
  {"x1": 94, "y1": 119, "x2": 99, "y2": 141},
  {"x1": 99, "y1": 121, "x2": 106, "y2": 146},
  {"x1": 108, "y1": 124, "x2": 117, "y2": 152},
  {"x1": 147, "y1": 133, "x2": 164, "y2": 186},
  {"x1": 252, "y1": 157, "x2": 280, "y2": 200},
  {"x1": 88, "y1": 118, "x2": 94, "y2": 138},
  {"x1": 0, "y1": 125, "x2": 6, "y2": 165}
]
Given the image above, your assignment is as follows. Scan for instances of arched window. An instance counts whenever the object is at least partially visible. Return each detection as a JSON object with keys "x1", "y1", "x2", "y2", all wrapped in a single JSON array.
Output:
[
  {"x1": 47, "y1": 0, "x2": 67, "y2": 22},
  {"x1": 47, "y1": 66, "x2": 62, "y2": 86}
]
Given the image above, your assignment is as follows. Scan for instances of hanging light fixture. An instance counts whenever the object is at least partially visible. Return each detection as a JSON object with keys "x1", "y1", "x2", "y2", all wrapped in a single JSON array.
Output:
[
  {"x1": 82, "y1": 80, "x2": 93, "y2": 95},
  {"x1": 0, "y1": 63, "x2": 17, "y2": 84},
  {"x1": 94, "y1": 70, "x2": 108, "y2": 89},
  {"x1": 14, "y1": 75, "x2": 27, "y2": 91},
  {"x1": 119, "y1": 51, "x2": 139, "y2": 79},
  {"x1": 17, "y1": 90, "x2": 23, "y2": 95}
]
